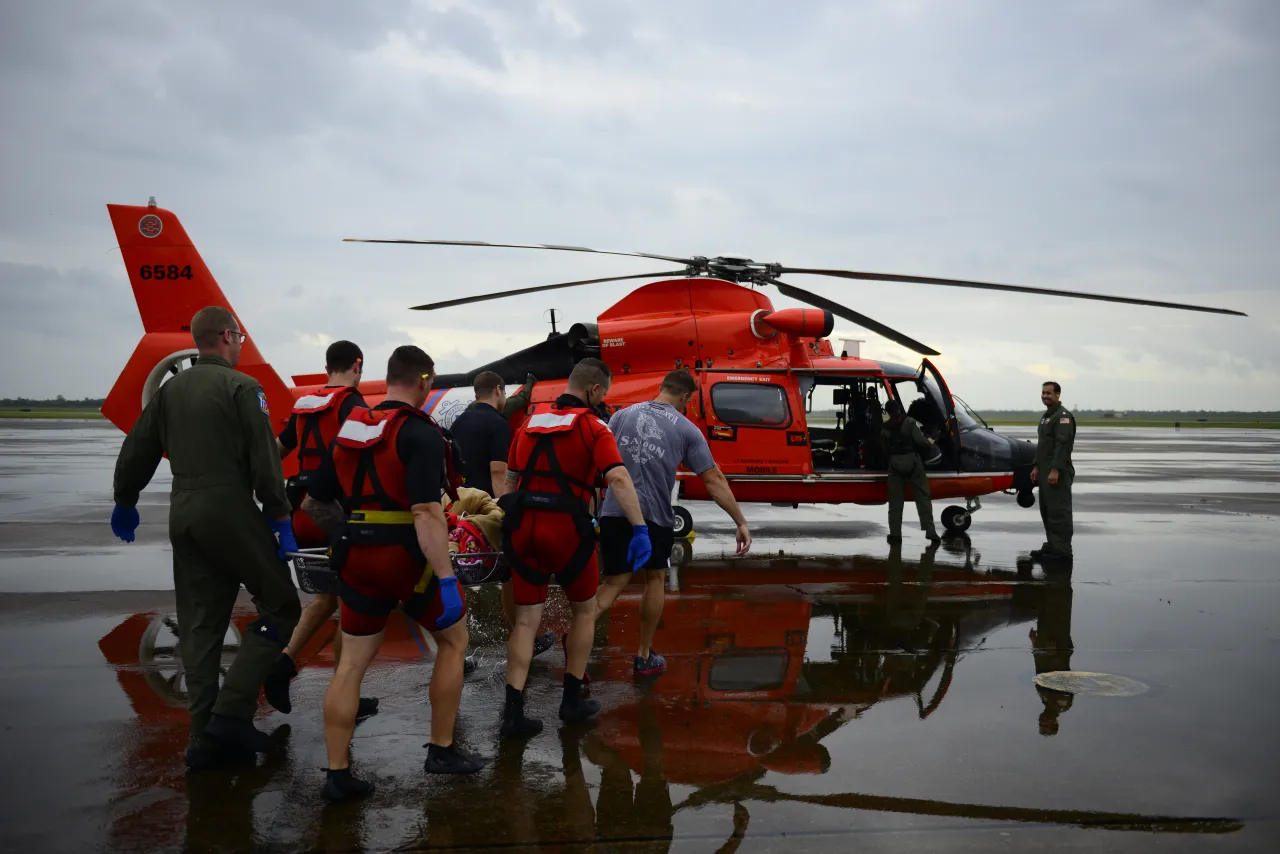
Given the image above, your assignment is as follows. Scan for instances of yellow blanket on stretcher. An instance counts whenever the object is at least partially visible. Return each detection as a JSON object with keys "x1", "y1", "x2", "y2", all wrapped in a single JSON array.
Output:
[{"x1": 444, "y1": 487, "x2": 503, "y2": 552}]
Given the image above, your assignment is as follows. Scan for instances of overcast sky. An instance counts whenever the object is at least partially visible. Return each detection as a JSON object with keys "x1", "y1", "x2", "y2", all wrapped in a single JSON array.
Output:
[{"x1": 2, "y1": 0, "x2": 1276, "y2": 410}]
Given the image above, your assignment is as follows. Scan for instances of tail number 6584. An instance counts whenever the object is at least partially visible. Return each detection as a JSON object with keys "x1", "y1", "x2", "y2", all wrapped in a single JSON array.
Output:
[{"x1": 139, "y1": 265, "x2": 194, "y2": 280}]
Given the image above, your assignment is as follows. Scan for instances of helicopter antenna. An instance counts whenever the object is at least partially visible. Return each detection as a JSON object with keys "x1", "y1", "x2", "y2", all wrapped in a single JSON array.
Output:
[{"x1": 544, "y1": 308, "x2": 559, "y2": 336}]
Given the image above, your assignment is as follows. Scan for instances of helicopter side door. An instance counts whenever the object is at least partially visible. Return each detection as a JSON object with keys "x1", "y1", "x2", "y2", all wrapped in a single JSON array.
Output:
[
  {"x1": 699, "y1": 373, "x2": 810, "y2": 480},
  {"x1": 916, "y1": 359, "x2": 960, "y2": 471}
]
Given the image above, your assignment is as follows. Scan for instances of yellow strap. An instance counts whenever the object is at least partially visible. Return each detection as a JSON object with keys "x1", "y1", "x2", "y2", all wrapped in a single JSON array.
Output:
[
  {"x1": 348, "y1": 509, "x2": 414, "y2": 525},
  {"x1": 347, "y1": 508, "x2": 434, "y2": 589},
  {"x1": 413, "y1": 562, "x2": 436, "y2": 593}
]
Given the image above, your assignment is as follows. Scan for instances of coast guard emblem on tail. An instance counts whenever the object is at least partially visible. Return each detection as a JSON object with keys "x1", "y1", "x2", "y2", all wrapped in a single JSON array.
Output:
[{"x1": 138, "y1": 214, "x2": 162, "y2": 238}]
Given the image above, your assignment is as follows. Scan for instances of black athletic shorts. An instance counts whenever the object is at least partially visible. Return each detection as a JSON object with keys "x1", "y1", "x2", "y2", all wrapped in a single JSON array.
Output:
[{"x1": 599, "y1": 516, "x2": 675, "y2": 576}]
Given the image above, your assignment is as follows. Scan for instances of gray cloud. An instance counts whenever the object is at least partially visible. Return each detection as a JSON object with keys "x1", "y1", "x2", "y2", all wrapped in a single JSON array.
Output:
[{"x1": 0, "y1": 0, "x2": 1276, "y2": 407}]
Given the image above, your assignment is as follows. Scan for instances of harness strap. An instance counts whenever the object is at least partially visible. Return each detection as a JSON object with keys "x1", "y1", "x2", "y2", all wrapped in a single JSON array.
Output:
[
  {"x1": 403, "y1": 571, "x2": 441, "y2": 622},
  {"x1": 427, "y1": 416, "x2": 462, "y2": 504},
  {"x1": 296, "y1": 412, "x2": 329, "y2": 471},
  {"x1": 348, "y1": 450, "x2": 399, "y2": 512},
  {"x1": 335, "y1": 579, "x2": 398, "y2": 617},
  {"x1": 501, "y1": 433, "x2": 598, "y2": 588}
]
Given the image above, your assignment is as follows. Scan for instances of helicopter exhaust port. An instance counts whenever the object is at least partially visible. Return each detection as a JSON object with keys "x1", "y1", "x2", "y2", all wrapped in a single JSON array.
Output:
[{"x1": 750, "y1": 308, "x2": 835, "y2": 340}]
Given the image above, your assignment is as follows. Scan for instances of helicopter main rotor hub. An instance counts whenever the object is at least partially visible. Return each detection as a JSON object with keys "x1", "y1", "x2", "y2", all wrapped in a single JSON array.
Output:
[{"x1": 688, "y1": 256, "x2": 782, "y2": 285}]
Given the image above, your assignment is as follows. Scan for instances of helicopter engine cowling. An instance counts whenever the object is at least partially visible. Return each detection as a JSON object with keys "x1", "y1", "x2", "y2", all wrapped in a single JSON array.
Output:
[{"x1": 751, "y1": 308, "x2": 834, "y2": 340}]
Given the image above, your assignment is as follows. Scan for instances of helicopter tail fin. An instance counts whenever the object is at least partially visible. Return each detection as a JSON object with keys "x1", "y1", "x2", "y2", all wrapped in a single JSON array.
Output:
[{"x1": 101, "y1": 202, "x2": 292, "y2": 437}]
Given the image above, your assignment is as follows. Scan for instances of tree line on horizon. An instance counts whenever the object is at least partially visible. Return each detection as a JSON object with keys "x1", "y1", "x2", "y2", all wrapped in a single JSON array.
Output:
[{"x1": 0, "y1": 396, "x2": 105, "y2": 408}]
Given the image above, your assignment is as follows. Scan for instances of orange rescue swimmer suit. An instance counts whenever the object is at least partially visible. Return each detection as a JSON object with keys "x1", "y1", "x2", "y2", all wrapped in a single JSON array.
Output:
[
  {"x1": 277, "y1": 385, "x2": 366, "y2": 547},
  {"x1": 501, "y1": 394, "x2": 626, "y2": 605},
  {"x1": 307, "y1": 400, "x2": 465, "y2": 635}
]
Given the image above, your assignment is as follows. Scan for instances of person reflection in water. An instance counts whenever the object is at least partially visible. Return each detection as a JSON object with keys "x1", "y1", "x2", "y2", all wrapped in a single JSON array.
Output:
[
  {"x1": 585, "y1": 699, "x2": 674, "y2": 851},
  {"x1": 882, "y1": 539, "x2": 940, "y2": 654},
  {"x1": 1030, "y1": 572, "x2": 1075, "y2": 736}
]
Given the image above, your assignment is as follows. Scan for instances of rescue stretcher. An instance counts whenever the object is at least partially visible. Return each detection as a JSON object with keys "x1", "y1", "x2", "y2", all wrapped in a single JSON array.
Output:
[{"x1": 286, "y1": 547, "x2": 511, "y2": 595}]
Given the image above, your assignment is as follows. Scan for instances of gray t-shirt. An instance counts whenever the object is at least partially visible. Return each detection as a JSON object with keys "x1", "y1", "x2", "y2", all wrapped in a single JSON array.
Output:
[{"x1": 600, "y1": 400, "x2": 717, "y2": 527}]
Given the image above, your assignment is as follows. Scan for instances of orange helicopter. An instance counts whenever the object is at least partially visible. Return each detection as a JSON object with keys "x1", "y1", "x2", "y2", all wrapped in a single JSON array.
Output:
[{"x1": 101, "y1": 200, "x2": 1244, "y2": 536}]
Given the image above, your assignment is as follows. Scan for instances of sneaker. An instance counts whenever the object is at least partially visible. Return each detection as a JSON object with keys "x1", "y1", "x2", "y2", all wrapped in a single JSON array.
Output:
[
  {"x1": 532, "y1": 630, "x2": 556, "y2": 658},
  {"x1": 356, "y1": 697, "x2": 379, "y2": 719},
  {"x1": 633, "y1": 651, "x2": 667, "y2": 677}
]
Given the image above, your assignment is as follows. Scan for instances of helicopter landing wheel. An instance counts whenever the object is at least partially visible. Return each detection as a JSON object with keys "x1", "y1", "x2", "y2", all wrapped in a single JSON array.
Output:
[
  {"x1": 942, "y1": 505, "x2": 972, "y2": 534},
  {"x1": 670, "y1": 538, "x2": 692, "y2": 568},
  {"x1": 672, "y1": 506, "x2": 694, "y2": 539}
]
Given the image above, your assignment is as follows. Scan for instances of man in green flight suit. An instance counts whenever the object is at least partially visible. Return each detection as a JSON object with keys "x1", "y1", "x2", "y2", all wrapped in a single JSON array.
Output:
[
  {"x1": 1031, "y1": 380, "x2": 1076, "y2": 561},
  {"x1": 880, "y1": 399, "x2": 942, "y2": 544},
  {"x1": 110, "y1": 305, "x2": 302, "y2": 769}
]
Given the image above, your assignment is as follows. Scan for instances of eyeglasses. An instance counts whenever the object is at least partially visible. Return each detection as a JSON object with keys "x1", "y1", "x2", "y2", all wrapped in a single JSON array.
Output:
[{"x1": 223, "y1": 330, "x2": 247, "y2": 343}]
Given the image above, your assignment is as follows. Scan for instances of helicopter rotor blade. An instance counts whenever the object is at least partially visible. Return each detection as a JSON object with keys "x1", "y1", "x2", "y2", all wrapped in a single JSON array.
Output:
[
  {"x1": 775, "y1": 267, "x2": 1247, "y2": 317},
  {"x1": 346, "y1": 237, "x2": 694, "y2": 266},
  {"x1": 768, "y1": 279, "x2": 941, "y2": 356},
  {"x1": 408, "y1": 270, "x2": 690, "y2": 312}
]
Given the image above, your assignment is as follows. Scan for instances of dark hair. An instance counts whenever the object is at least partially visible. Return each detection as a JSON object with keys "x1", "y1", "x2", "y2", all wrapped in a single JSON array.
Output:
[
  {"x1": 568, "y1": 358, "x2": 612, "y2": 391},
  {"x1": 885, "y1": 399, "x2": 905, "y2": 417},
  {"x1": 325, "y1": 340, "x2": 363, "y2": 374},
  {"x1": 660, "y1": 369, "x2": 697, "y2": 396},
  {"x1": 386, "y1": 345, "x2": 435, "y2": 386},
  {"x1": 473, "y1": 370, "x2": 504, "y2": 397},
  {"x1": 190, "y1": 306, "x2": 238, "y2": 348},
  {"x1": 1043, "y1": 381, "x2": 1061, "y2": 394}
]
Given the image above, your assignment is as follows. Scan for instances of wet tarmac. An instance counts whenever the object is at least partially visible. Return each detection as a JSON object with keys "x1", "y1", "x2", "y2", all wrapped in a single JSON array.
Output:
[{"x1": 0, "y1": 420, "x2": 1277, "y2": 852}]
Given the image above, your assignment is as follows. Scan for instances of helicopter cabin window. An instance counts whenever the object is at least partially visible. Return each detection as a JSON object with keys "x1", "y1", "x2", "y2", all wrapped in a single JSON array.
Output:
[
  {"x1": 710, "y1": 383, "x2": 791, "y2": 428},
  {"x1": 708, "y1": 652, "x2": 790, "y2": 692},
  {"x1": 803, "y1": 376, "x2": 890, "y2": 472}
]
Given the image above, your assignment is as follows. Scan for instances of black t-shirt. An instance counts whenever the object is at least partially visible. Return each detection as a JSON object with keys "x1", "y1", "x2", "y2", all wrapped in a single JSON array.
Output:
[
  {"x1": 307, "y1": 401, "x2": 446, "y2": 507},
  {"x1": 450, "y1": 401, "x2": 511, "y2": 496},
  {"x1": 277, "y1": 386, "x2": 367, "y2": 452}
]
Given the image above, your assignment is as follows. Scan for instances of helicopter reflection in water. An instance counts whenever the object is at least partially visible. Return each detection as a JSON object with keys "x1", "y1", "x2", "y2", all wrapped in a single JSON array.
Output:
[{"x1": 95, "y1": 543, "x2": 1240, "y2": 851}]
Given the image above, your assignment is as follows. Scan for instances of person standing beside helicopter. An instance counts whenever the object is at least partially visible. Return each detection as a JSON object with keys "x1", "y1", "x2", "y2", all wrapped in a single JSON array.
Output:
[
  {"x1": 595, "y1": 368, "x2": 753, "y2": 677},
  {"x1": 1030, "y1": 381, "x2": 1075, "y2": 561},
  {"x1": 880, "y1": 399, "x2": 942, "y2": 544}
]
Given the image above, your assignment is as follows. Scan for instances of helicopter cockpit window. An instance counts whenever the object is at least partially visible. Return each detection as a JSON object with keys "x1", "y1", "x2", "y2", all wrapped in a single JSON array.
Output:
[
  {"x1": 710, "y1": 383, "x2": 791, "y2": 428},
  {"x1": 952, "y1": 395, "x2": 988, "y2": 432}
]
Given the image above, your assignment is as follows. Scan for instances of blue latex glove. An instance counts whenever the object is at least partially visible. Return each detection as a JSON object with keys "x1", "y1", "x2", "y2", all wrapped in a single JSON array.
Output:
[
  {"x1": 268, "y1": 517, "x2": 299, "y2": 561},
  {"x1": 627, "y1": 524, "x2": 652, "y2": 573},
  {"x1": 437, "y1": 576, "x2": 465, "y2": 628},
  {"x1": 111, "y1": 504, "x2": 140, "y2": 543}
]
